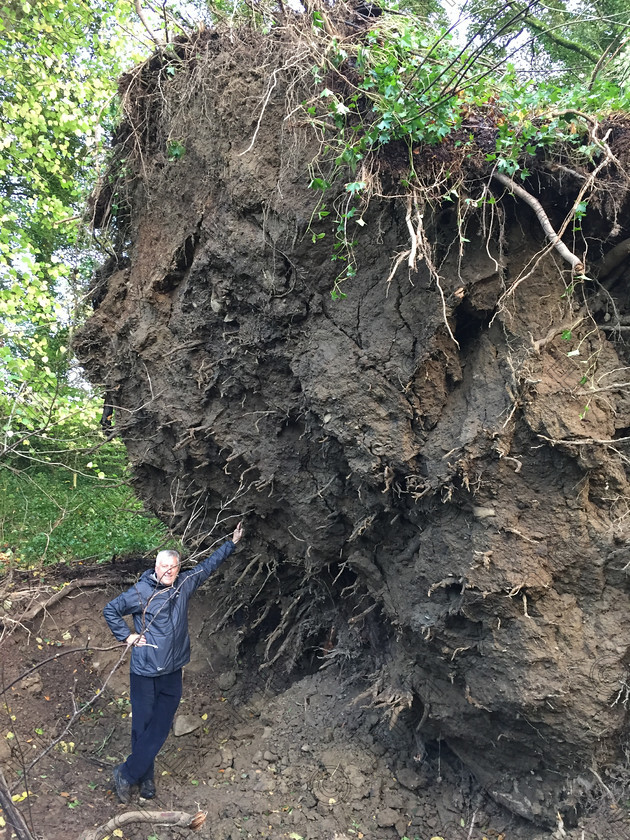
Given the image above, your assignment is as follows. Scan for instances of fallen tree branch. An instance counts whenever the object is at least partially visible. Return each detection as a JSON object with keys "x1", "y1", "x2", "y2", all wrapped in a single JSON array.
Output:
[
  {"x1": 80, "y1": 809, "x2": 207, "y2": 840},
  {"x1": 20, "y1": 577, "x2": 110, "y2": 623},
  {"x1": 491, "y1": 171, "x2": 584, "y2": 273}
]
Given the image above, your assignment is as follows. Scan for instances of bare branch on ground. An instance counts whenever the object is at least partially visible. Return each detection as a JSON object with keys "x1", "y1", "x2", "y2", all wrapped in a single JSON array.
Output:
[
  {"x1": 79, "y1": 809, "x2": 207, "y2": 840},
  {"x1": 0, "y1": 767, "x2": 35, "y2": 840}
]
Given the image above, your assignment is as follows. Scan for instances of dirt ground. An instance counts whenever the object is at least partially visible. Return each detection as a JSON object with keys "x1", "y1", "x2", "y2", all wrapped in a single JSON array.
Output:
[{"x1": 1, "y1": 570, "x2": 627, "y2": 840}]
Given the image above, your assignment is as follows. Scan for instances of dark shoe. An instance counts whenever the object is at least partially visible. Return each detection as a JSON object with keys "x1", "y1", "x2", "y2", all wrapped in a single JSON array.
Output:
[
  {"x1": 113, "y1": 764, "x2": 132, "y2": 804},
  {"x1": 140, "y1": 778, "x2": 156, "y2": 799}
]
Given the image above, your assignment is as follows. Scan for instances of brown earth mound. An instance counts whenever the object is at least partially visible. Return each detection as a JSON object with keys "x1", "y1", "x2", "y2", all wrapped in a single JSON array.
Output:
[{"x1": 73, "y1": 22, "x2": 630, "y2": 831}]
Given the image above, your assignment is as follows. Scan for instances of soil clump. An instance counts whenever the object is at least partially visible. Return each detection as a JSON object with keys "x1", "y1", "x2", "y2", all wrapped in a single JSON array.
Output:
[{"x1": 72, "y1": 20, "x2": 630, "y2": 835}]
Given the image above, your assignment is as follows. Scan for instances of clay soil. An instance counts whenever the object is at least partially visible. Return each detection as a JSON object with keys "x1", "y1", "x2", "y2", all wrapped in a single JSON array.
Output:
[{"x1": 1, "y1": 570, "x2": 626, "y2": 840}]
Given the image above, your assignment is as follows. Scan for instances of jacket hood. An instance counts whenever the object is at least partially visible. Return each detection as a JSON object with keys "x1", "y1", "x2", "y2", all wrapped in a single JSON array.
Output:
[
  {"x1": 139, "y1": 567, "x2": 160, "y2": 589},
  {"x1": 139, "y1": 567, "x2": 179, "y2": 589}
]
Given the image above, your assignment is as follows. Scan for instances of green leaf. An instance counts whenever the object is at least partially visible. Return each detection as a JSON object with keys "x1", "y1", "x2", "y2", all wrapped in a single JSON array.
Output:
[
  {"x1": 167, "y1": 140, "x2": 186, "y2": 161},
  {"x1": 309, "y1": 177, "x2": 331, "y2": 191},
  {"x1": 345, "y1": 181, "x2": 366, "y2": 194}
]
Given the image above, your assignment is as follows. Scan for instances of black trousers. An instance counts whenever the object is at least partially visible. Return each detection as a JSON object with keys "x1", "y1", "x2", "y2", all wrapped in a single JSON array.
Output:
[{"x1": 120, "y1": 668, "x2": 183, "y2": 784}]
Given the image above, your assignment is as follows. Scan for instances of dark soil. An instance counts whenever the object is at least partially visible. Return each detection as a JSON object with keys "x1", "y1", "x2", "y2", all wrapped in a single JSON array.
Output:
[
  {"x1": 0, "y1": 574, "x2": 626, "y2": 840},
  {"x1": 70, "y1": 21, "x2": 630, "y2": 838}
]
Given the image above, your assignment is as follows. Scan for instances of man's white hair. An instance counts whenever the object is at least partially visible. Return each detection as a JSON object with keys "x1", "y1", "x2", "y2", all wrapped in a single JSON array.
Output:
[{"x1": 155, "y1": 549, "x2": 181, "y2": 565}]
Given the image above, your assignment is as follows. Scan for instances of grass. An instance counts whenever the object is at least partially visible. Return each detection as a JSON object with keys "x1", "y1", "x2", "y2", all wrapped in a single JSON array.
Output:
[{"x1": 0, "y1": 445, "x2": 170, "y2": 568}]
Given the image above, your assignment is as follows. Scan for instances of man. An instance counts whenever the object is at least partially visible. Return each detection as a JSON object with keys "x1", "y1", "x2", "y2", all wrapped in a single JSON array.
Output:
[{"x1": 103, "y1": 522, "x2": 244, "y2": 803}]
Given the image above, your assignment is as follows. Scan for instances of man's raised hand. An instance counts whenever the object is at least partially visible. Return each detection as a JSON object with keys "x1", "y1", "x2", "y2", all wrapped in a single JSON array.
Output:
[{"x1": 232, "y1": 521, "x2": 244, "y2": 544}]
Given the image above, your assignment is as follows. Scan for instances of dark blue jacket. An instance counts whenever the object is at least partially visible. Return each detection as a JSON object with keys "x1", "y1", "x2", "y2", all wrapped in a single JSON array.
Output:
[{"x1": 103, "y1": 541, "x2": 234, "y2": 676}]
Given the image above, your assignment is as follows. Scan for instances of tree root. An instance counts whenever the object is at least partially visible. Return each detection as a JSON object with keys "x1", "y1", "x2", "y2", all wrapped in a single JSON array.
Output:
[
  {"x1": 537, "y1": 433, "x2": 630, "y2": 446},
  {"x1": 491, "y1": 172, "x2": 584, "y2": 273},
  {"x1": 531, "y1": 308, "x2": 587, "y2": 354},
  {"x1": 354, "y1": 670, "x2": 413, "y2": 728},
  {"x1": 387, "y1": 190, "x2": 459, "y2": 347},
  {"x1": 596, "y1": 236, "x2": 630, "y2": 280},
  {"x1": 79, "y1": 809, "x2": 206, "y2": 840}
]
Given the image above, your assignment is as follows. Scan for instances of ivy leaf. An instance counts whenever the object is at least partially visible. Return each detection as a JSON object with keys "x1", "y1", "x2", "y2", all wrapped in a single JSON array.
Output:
[{"x1": 345, "y1": 181, "x2": 366, "y2": 194}]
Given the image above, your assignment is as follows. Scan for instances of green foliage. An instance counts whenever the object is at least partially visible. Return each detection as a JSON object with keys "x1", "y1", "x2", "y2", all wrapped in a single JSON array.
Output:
[
  {"x1": 0, "y1": 1, "x2": 111, "y2": 266},
  {"x1": 0, "y1": 0, "x2": 130, "y2": 270},
  {"x1": 466, "y1": 0, "x2": 630, "y2": 83},
  {"x1": 167, "y1": 139, "x2": 187, "y2": 160},
  {"x1": 0, "y1": 0, "x2": 137, "y2": 467},
  {"x1": 0, "y1": 1, "x2": 180, "y2": 572},
  {"x1": 304, "y1": 7, "x2": 630, "y2": 297},
  {"x1": 0, "y1": 442, "x2": 168, "y2": 567}
]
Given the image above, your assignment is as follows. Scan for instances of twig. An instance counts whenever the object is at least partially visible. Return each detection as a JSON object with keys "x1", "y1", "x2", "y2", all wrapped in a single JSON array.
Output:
[
  {"x1": 0, "y1": 642, "x2": 126, "y2": 697},
  {"x1": 537, "y1": 433, "x2": 630, "y2": 446},
  {"x1": 588, "y1": 34, "x2": 629, "y2": 91},
  {"x1": 134, "y1": 0, "x2": 161, "y2": 46},
  {"x1": 0, "y1": 767, "x2": 35, "y2": 840}
]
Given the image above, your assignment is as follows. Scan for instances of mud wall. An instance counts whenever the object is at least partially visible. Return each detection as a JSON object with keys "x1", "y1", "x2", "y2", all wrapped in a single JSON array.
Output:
[{"x1": 75, "y1": 30, "x2": 630, "y2": 826}]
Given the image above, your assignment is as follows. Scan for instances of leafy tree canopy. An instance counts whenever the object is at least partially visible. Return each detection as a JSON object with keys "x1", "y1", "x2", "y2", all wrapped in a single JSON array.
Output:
[
  {"x1": 464, "y1": 0, "x2": 630, "y2": 85},
  {"x1": 0, "y1": 0, "x2": 137, "y2": 451}
]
